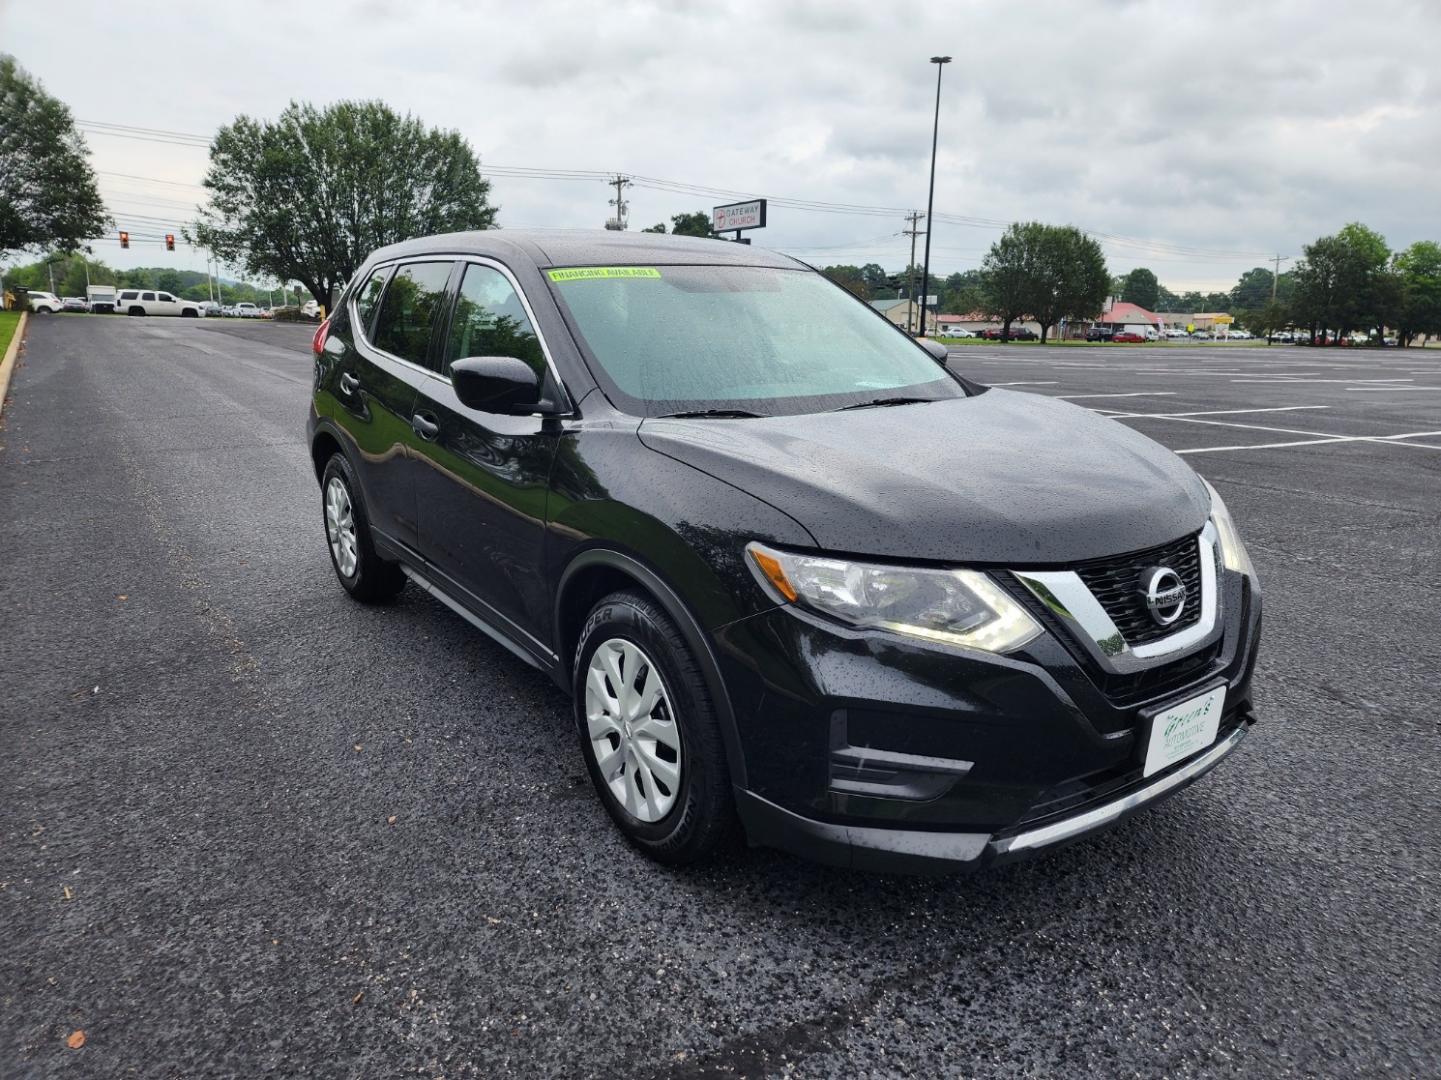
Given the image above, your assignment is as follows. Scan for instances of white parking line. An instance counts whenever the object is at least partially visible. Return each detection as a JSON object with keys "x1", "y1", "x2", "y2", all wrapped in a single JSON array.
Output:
[
  {"x1": 1056, "y1": 391, "x2": 1178, "y2": 400},
  {"x1": 988, "y1": 381, "x2": 1058, "y2": 386},
  {"x1": 1176, "y1": 437, "x2": 1353, "y2": 455},
  {"x1": 1174, "y1": 430, "x2": 1441, "y2": 455},
  {"x1": 1230, "y1": 377, "x2": 1412, "y2": 384},
  {"x1": 1345, "y1": 386, "x2": 1441, "y2": 391},
  {"x1": 1103, "y1": 405, "x2": 1330, "y2": 420}
]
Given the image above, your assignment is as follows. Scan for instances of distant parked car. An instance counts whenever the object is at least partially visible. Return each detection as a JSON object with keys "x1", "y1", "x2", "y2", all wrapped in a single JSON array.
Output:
[
  {"x1": 27, "y1": 290, "x2": 63, "y2": 314},
  {"x1": 978, "y1": 326, "x2": 1036, "y2": 341},
  {"x1": 1163, "y1": 328, "x2": 1189, "y2": 339},
  {"x1": 1228, "y1": 329, "x2": 1252, "y2": 340},
  {"x1": 62, "y1": 296, "x2": 88, "y2": 312},
  {"x1": 199, "y1": 300, "x2": 223, "y2": 318},
  {"x1": 234, "y1": 302, "x2": 261, "y2": 318},
  {"x1": 115, "y1": 289, "x2": 204, "y2": 317},
  {"x1": 1085, "y1": 326, "x2": 1114, "y2": 342},
  {"x1": 1112, "y1": 331, "x2": 1146, "y2": 343}
]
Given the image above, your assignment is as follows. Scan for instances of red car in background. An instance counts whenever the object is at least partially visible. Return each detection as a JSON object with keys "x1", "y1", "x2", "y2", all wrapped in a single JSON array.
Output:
[{"x1": 1111, "y1": 331, "x2": 1146, "y2": 343}]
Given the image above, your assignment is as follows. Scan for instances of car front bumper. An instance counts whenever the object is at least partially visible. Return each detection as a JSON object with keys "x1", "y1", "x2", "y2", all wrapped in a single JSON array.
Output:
[
  {"x1": 715, "y1": 569, "x2": 1261, "y2": 874},
  {"x1": 735, "y1": 719, "x2": 1251, "y2": 873}
]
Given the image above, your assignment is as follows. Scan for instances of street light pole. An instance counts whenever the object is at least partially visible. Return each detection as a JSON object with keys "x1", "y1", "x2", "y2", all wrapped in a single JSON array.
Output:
[{"x1": 917, "y1": 55, "x2": 951, "y2": 337}]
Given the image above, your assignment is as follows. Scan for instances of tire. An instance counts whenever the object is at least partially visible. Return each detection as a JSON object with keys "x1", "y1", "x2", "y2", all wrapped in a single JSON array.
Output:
[
  {"x1": 128, "y1": 307, "x2": 145, "y2": 316},
  {"x1": 320, "y1": 452, "x2": 406, "y2": 604},
  {"x1": 181, "y1": 309, "x2": 197, "y2": 318},
  {"x1": 572, "y1": 590, "x2": 736, "y2": 866}
]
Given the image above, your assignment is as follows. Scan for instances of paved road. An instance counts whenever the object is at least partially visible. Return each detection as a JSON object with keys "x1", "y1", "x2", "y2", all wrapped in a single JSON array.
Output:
[{"x1": 2, "y1": 319, "x2": 1437, "y2": 1078}]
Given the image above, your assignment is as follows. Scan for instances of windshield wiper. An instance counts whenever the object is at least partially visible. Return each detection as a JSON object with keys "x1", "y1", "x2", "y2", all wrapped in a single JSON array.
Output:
[
  {"x1": 654, "y1": 408, "x2": 765, "y2": 419},
  {"x1": 835, "y1": 396, "x2": 933, "y2": 412}
]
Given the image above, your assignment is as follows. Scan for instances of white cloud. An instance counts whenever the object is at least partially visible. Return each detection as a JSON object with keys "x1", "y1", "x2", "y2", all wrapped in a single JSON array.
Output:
[{"x1": 3, "y1": 0, "x2": 1437, "y2": 290}]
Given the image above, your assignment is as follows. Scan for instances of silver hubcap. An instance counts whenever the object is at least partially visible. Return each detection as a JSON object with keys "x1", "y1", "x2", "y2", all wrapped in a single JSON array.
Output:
[
  {"x1": 585, "y1": 638, "x2": 682, "y2": 823},
  {"x1": 324, "y1": 477, "x2": 359, "y2": 578}
]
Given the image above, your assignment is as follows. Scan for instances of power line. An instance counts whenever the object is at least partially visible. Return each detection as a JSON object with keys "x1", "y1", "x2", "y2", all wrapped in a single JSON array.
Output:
[{"x1": 74, "y1": 119, "x2": 1290, "y2": 264}]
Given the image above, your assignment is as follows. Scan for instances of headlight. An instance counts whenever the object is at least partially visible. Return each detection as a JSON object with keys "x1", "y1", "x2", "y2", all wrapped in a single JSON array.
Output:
[
  {"x1": 746, "y1": 542, "x2": 1041, "y2": 653},
  {"x1": 1203, "y1": 479, "x2": 1256, "y2": 579}
]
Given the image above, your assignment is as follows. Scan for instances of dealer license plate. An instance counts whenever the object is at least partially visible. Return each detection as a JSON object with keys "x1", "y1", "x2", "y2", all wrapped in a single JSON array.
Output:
[{"x1": 1143, "y1": 685, "x2": 1226, "y2": 778}]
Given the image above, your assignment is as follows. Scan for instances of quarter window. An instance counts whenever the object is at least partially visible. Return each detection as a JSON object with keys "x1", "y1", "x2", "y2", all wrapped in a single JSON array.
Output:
[
  {"x1": 443, "y1": 264, "x2": 546, "y2": 378},
  {"x1": 371, "y1": 261, "x2": 453, "y2": 367},
  {"x1": 352, "y1": 266, "x2": 391, "y2": 337}
]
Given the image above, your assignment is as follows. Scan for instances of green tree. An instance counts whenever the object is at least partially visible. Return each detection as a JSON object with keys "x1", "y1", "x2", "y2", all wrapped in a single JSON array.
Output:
[
  {"x1": 1120, "y1": 267, "x2": 1159, "y2": 310},
  {"x1": 1027, "y1": 227, "x2": 1109, "y2": 344},
  {"x1": 1393, "y1": 240, "x2": 1441, "y2": 346},
  {"x1": 1242, "y1": 301, "x2": 1288, "y2": 342},
  {"x1": 859, "y1": 263, "x2": 888, "y2": 292},
  {"x1": 939, "y1": 269, "x2": 985, "y2": 315},
  {"x1": 640, "y1": 222, "x2": 667, "y2": 234},
  {"x1": 1230, "y1": 267, "x2": 1275, "y2": 311},
  {"x1": 669, "y1": 212, "x2": 714, "y2": 238},
  {"x1": 1156, "y1": 283, "x2": 1181, "y2": 311},
  {"x1": 980, "y1": 222, "x2": 1046, "y2": 340},
  {"x1": 0, "y1": 56, "x2": 109, "y2": 258},
  {"x1": 819, "y1": 264, "x2": 869, "y2": 299},
  {"x1": 192, "y1": 100, "x2": 496, "y2": 307}
]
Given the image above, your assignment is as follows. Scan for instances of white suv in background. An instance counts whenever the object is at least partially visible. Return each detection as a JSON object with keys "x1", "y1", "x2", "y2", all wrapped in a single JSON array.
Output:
[
  {"x1": 115, "y1": 289, "x2": 204, "y2": 317},
  {"x1": 27, "y1": 291, "x2": 63, "y2": 314}
]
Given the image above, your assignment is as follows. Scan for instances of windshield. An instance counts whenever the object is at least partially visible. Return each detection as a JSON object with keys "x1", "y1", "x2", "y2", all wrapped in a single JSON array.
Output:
[{"x1": 547, "y1": 265, "x2": 965, "y2": 417}]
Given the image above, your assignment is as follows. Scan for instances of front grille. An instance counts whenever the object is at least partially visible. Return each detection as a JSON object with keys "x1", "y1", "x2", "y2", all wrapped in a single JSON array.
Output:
[{"x1": 1074, "y1": 533, "x2": 1204, "y2": 646}]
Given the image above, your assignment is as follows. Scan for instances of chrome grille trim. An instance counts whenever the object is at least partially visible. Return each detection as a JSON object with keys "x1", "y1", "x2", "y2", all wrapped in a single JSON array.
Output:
[{"x1": 1010, "y1": 522, "x2": 1221, "y2": 675}]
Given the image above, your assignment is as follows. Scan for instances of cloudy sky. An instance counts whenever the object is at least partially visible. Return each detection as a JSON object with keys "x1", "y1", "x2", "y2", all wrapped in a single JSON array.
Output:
[{"x1": 4, "y1": 0, "x2": 1438, "y2": 290}]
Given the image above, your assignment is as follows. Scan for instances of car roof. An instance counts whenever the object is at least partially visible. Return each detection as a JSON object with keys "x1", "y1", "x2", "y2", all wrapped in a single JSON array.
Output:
[{"x1": 366, "y1": 228, "x2": 804, "y2": 271}]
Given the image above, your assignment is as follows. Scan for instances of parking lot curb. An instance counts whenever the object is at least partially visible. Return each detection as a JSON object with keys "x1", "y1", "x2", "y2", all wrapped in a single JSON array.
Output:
[{"x1": 0, "y1": 311, "x2": 29, "y2": 423}]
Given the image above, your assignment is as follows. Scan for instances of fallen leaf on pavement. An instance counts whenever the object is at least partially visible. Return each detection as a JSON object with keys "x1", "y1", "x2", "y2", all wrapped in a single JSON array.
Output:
[
  {"x1": 62, "y1": 886, "x2": 73, "y2": 901},
  {"x1": 387, "y1": 815, "x2": 397, "y2": 825},
  {"x1": 352, "y1": 991, "x2": 364, "y2": 1005},
  {"x1": 66, "y1": 1030, "x2": 85, "y2": 1049}
]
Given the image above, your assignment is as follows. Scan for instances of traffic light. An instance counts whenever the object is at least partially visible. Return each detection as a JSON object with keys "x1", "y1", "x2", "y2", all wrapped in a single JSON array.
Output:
[
  {"x1": 165, "y1": 234, "x2": 175, "y2": 252},
  {"x1": 119, "y1": 231, "x2": 129, "y2": 249}
]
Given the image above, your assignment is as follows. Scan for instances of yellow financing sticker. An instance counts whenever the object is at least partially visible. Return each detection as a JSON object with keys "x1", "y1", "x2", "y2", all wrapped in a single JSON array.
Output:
[{"x1": 547, "y1": 267, "x2": 662, "y2": 282}]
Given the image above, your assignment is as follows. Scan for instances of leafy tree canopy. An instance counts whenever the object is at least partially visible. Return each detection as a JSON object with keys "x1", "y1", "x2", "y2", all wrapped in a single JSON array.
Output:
[
  {"x1": 191, "y1": 100, "x2": 496, "y2": 306},
  {"x1": 669, "y1": 211, "x2": 714, "y2": 238},
  {"x1": 980, "y1": 222, "x2": 1108, "y2": 341},
  {"x1": 818, "y1": 264, "x2": 869, "y2": 299},
  {"x1": 1120, "y1": 267, "x2": 1159, "y2": 310},
  {"x1": 0, "y1": 55, "x2": 109, "y2": 256}
]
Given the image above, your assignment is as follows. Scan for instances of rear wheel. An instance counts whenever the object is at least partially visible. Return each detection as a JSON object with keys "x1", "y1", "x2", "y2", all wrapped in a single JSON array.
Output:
[
  {"x1": 128, "y1": 306, "x2": 145, "y2": 316},
  {"x1": 573, "y1": 590, "x2": 736, "y2": 866},
  {"x1": 320, "y1": 453, "x2": 405, "y2": 603}
]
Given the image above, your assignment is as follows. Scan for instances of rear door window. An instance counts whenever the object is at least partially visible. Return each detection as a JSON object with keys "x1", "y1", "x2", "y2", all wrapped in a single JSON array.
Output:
[
  {"x1": 371, "y1": 261, "x2": 454, "y2": 367},
  {"x1": 141, "y1": 292, "x2": 156, "y2": 301},
  {"x1": 442, "y1": 264, "x2": 546, "y2": 378}
]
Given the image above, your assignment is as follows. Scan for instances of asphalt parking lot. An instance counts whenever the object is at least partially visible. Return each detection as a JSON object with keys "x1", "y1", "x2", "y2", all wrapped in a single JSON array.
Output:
[{"x1": 2, "y1": 318, "x2": 1438, "y2": 1078}]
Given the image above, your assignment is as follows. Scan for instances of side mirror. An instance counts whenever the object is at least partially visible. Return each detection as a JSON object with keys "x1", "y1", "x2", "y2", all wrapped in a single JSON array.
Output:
[
  {"x1": 919, "y1": 338, "x2": 950, "y2": 364},
  {"x1": 451, "y1": 355, "x2": 550, "y2": 414}
]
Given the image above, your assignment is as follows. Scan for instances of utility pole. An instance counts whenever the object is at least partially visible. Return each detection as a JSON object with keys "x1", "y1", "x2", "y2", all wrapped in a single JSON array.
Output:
[
  {"x1": 1271, "y1": 254, "x2": 1283, "y2": 302},
  {"x1": 606, "y1": 175, "x2": 630, "y2": 230},
  {"x1": 902, "y1": 212, "x2": 925, "y2": 334}
]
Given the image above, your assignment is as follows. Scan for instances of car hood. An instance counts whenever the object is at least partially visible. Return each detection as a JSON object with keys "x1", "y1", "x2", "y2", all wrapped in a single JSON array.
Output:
[{"x1": 637, "y1": 390, "x2": 1209, "y2": 565}]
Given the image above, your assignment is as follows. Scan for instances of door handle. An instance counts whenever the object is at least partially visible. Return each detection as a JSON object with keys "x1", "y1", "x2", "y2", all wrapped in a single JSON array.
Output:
[
  {"x1": 338, "y1": 372, "x2": 360, "y2": 396},
  {"x1": 411, "y1": 413, "x2": 440, "y2": 440}
]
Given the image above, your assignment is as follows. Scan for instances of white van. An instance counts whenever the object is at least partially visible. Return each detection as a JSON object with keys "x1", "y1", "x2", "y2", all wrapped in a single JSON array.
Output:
[{"x1": 115, "y1": 289, "x2": 203, "y2": 318}]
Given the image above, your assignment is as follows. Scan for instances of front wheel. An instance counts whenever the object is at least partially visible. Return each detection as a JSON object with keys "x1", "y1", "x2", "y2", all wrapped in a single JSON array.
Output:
[{"x1": 573, "y1": 590, "x2": 736, "y2": 866}]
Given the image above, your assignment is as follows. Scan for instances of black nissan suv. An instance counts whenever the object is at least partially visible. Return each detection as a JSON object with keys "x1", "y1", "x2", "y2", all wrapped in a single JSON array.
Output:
[{"x1": 307, "y1": 230, "x2": 1262, "y2": 873}]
